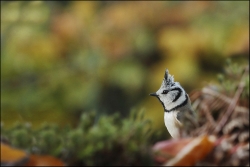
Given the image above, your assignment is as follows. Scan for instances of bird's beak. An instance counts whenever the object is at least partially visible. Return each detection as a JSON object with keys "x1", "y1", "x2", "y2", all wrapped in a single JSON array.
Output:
[{"x1": 149, "y1": 92, "x2": 158, "y2": 97}]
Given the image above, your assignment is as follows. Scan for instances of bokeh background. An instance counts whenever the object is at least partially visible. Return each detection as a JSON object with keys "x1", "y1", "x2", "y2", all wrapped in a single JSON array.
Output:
[{"x1": 1, "y1": 1, "x2": 249, "y2": 133}]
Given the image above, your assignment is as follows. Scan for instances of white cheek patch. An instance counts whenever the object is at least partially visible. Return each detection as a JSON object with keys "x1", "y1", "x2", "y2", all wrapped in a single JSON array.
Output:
[
  {"x1": 164, "y1": 91, "x2": 186, "y2": 111},
  {"x1": 168, "y1": 90, "x2": 179, "y2": 101}
]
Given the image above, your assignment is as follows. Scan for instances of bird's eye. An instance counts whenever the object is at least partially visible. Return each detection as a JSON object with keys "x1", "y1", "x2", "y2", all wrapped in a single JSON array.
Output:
[{"x1": 162, "y1": 90, "x2": 168, "y2": 94}]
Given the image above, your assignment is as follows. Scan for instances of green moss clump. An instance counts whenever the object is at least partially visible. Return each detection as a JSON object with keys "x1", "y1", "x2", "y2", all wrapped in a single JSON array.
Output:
[{"x1": 1, "y1": 110, "x2": 157, "y2": 166}]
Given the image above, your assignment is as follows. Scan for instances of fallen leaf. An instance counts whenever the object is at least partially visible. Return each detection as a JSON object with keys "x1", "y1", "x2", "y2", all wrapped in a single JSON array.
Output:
[
  {"x1": 1, "y1": 142, "x2": 64, "y2": 166},
  {"x1": 153, "y1": 137, "x2": 192, "y2": 164},
  {"x1": 153, "y1": 135, "x2": 216, "y2": 166},
  {"x1": 165, "y1": 135, "x2": 216, "y2": 166},
  {"x1": 1, "y1": 142, "x2": 29, "y2": 166},
  {"x1": 25, "y1": 155, "x2": 64, "y2": 166}
]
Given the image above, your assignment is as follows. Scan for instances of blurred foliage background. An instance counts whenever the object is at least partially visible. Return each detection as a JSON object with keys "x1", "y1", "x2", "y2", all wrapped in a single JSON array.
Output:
[{"x1": 1, "y1": 1, "x2": 249, "y2": 136}]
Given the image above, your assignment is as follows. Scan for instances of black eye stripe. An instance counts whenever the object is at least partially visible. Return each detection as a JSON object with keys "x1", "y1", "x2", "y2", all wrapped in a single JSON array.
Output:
[
  {"x1": 162, "y1": 87, "x2": 182, "y2": 95},
  {"x1": 163, "y1": 87, "x2": 182, "y2": 102},
  {"x1": 170, "y1": 87, "x2": 182, "y2": 92},
  {"x1": 162, "y1": 87, "x2": 182, "y2": 94},
  {"x1": 171, "y1": 88, "x2": 182, "y2": 102}
]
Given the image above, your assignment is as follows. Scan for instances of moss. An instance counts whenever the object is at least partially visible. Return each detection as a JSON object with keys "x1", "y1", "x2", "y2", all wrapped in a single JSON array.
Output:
[{"x1": 1, "y1": 110, "x2": 156, "y2": 165}]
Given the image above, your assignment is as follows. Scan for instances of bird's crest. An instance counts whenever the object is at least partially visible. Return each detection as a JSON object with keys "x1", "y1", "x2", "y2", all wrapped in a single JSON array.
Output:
[{"x1": 161, "y1": 69, "x2": 175, "y2": 89}]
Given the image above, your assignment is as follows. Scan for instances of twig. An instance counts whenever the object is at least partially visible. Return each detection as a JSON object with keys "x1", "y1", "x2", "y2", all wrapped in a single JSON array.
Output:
[
  {"x1": 213, "y1": 67, "x2": 247, "y2": 134},
  {"x1": 202, "y1": 87, "x2": 248, "y2": 114},
  {"x1": 201, "y1": 103, "x2": 216, "y2": 127}
]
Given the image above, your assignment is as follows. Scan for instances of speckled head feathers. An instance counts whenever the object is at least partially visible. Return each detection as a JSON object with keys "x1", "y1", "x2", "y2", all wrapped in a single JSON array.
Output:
[{"x1": 161, "y1": 69, "x2": 175, "y2": 89}]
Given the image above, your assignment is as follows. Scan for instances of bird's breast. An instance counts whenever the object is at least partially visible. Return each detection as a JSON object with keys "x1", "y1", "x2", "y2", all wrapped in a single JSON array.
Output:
[{"x1": 164, "y1": 111, "x2": 182, "y2": 138}]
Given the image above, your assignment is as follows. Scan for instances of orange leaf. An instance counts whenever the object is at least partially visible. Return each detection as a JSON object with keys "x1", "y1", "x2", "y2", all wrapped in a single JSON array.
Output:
[
  {"x1": 25, "y1": 155, "x2": 64, "y2": 166},
  {"x1": 165, "y1": 135, "x2": 216, "y2": 166},
  {"x1": 1, "y1": 142, "x2": 64, "y2": 166},
  {"x1": 1, "y1": 142, "x2": 29, "y2": 166}
]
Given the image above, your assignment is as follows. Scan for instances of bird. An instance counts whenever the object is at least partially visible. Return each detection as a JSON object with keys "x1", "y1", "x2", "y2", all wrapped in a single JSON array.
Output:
[{"x1": 149, "y1": 69, "x2": 197, "y2": 138}]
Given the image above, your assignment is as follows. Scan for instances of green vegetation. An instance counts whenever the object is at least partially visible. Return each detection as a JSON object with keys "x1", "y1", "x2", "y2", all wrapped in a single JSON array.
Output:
[
  {"x1": 1, "y1": 110, "x2": 162, "y2": 165},
  {"x1": 217, "y1": 59, "x2": 249, "y2": 99}
]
